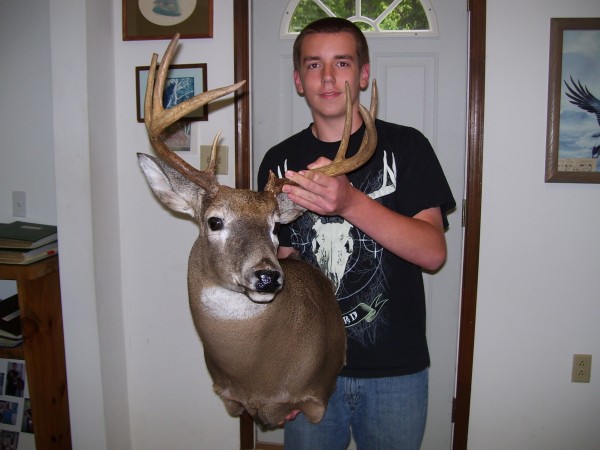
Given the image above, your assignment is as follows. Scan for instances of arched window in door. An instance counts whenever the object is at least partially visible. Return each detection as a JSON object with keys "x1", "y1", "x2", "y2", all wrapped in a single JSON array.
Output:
[{"x1": 280, "y1": 0, "x2": 438, "y2": 37}]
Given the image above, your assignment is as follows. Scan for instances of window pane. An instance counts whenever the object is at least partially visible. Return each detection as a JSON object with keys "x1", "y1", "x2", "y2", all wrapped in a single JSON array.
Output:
[
  {"x1": 289, "y1": 0, "x2": 330, "y2": 32},
  {"x1": 361, "y1": 1, "x2": 387, "y2": 19},
  {"x1": 288, "y1": 0, "x2": 431, "y2": 33},
  {"x1": 379, "y1": 0, "x2": 429, "y2": 31},
  {"x1": 322, "y1": 0, "x2": 354, "y2": 18}
]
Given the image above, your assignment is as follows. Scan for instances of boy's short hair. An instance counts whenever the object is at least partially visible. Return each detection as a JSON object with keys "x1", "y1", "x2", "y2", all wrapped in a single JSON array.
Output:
[{"x1": 293, "y1": 17, "x2": 370, "y2": 71}]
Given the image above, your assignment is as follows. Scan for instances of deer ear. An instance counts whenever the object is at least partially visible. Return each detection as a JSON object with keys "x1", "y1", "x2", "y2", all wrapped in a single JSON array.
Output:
[
  {"x1": 137, "y1": 153, "x2": 203, "y2": 218},
  {"x1": 276, "y1": 192, "x2": 306, "y2": 224}
]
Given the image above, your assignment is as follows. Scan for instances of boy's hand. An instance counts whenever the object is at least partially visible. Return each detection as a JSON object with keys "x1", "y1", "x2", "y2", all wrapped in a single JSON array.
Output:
[
  {"x1": 306, "y1": 156, "x2": 332, "y2": 170},
  {"x1": 282, "y1": 158, "x2": 358, "y2": 217}
]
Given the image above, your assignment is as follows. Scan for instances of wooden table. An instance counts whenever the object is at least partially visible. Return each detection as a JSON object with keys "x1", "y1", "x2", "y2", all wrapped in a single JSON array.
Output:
[{"x1": 0, "y1": 256, "x2": 71, "y2": 449}]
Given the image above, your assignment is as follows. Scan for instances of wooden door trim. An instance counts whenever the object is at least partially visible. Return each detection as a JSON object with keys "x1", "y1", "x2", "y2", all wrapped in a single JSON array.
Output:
[
  {"x1": 232, "y1": 1, "x2": 486, "y2": 448},
  {"x1": 234, "y1": 0, "x2": 251, "y2": 192},
  {"x1": 452, "y1": 0, "x2": 486, "y2": 448},
  {"x1": 233, "y1": 1, "x2": 254, "y2": 447}
]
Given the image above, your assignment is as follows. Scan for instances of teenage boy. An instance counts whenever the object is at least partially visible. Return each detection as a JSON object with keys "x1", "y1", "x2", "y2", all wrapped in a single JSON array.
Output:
[{"x1": 258, "y1": 17, "x2": 455, "y2": 450}]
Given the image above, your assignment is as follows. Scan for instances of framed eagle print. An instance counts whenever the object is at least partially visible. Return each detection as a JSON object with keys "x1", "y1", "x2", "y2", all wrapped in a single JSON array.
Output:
[{"x1": 545, "y1": 18, "x2": 600, "y2": 183}]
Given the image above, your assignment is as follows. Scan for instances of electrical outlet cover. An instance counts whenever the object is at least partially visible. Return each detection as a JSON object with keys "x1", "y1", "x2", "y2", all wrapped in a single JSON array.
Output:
[{"x1": 571, "y1": 354, "x2": 592, "y2": 383}]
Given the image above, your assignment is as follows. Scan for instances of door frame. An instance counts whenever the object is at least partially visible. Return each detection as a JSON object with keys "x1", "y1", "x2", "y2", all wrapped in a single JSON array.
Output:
[{"x1": 232, "y1": 1, "x2": 486, "y2": 448}]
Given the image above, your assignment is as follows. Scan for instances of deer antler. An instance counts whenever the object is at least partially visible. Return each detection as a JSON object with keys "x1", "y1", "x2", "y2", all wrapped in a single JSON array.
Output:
[
  {"x1": 144, "y1": 34, "x2": 246, "y2": 189},
  {"x1": 265, "y1": 80, "x2": 378, "y2": 194}
]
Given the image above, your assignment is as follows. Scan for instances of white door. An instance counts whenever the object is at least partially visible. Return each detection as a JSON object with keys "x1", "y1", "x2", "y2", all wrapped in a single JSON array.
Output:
[{"x1": 251, "y1": 1, "x2": 467, "y2": 448}]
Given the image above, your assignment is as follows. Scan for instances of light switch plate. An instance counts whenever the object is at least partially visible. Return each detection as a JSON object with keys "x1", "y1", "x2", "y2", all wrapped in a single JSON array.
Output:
[
  {"x1": 12, "y1": 191, "x2": 26, "y2": 217},
  {"x1": 200, "y1": 145, "x2": 228, "y2": 175}
]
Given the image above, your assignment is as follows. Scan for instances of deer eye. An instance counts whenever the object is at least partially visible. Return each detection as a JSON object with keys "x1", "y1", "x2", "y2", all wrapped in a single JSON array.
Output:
[
  {"x1": 208, "y1": 217, "x2": 223, "y2": 231},
  {"x1": 273, "y1": 222, "x2": 281, "y2": 235}
]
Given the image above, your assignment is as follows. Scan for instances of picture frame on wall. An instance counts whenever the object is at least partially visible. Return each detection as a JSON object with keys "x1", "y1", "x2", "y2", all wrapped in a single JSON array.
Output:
[
  {"x1": 545, "y1": 18, "x2": 600, "y2": 184},
  {"x1": 136, "y1": 63, "x2": 208, "y2": 123},
  {"x1": 123, "y1": 0, "x2": 213, "y2": 41}
]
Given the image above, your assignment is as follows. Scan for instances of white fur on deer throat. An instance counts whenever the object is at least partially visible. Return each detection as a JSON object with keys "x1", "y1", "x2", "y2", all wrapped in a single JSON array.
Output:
[{"x1": 200, "y1": 286, "x2": 270, "y2": 319}]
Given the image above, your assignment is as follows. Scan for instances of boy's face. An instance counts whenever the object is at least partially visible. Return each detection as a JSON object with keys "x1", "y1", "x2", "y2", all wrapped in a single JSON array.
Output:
[{"x1": 293, "y1": 31, "x2": 369, "y2": 124}]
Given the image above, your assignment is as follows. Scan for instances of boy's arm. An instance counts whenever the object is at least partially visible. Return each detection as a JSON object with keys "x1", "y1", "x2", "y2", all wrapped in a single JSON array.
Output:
[{"x1": 282, "y1": 166, "x2": 447, "y2": 271}]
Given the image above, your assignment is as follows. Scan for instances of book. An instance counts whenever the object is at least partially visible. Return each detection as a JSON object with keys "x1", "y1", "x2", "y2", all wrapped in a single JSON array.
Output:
[
  {"x1": 0, "y1": 294, "x2": 22, "y2": 342},
  {"x1": 0, "y1": 242, "x2": 58, "y2": 265},
  {"x1": 0, "y1": 221, "x2": 57, "y2": 250},
  {"x1": 0, "y1": 335, "x2": 23, "y2": 347}
]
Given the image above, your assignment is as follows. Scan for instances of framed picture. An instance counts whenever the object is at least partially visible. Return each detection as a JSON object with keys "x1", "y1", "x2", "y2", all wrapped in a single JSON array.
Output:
[
  {"x1": 545, "y1": 18, "x2": 600, "y2": 183},
  {"x1": 123, "y1": 0, "x2": 213, "y2": 41},
  {"x1": 136, "y1": 63, "x2": 208, "y2": 123}
]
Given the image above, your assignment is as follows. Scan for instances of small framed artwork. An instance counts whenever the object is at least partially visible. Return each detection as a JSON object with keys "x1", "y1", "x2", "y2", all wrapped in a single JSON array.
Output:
[
  {"x1": 545, "y1": 18, "x2": 600, "y2": 183},
  {"x1": 136, "y1": 63, "x2": 208, "y2": 123},
  {"x1": 123, "y1": 0, "x2": 213, "y2": 41}
]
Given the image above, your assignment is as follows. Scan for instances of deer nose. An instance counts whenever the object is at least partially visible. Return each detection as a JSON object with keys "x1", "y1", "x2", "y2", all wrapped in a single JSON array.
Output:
[{"x1": 254, "y1": 270, "x2": 282, "y2": 293}]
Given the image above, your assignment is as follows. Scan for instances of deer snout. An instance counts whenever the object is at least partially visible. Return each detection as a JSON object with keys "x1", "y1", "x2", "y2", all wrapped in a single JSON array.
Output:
[
  {"x1": 254, "y1": 270, "x2": 282, "y2": 293},
  {"x1": 243, "y1": 258, "x2": 284, "y2": 303}
]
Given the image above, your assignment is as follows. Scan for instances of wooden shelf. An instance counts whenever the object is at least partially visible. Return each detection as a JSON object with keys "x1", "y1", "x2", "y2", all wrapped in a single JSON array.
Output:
[
  {"x1": 0, "y1": 344, "x2": 24, "y2": 360},
  {"x1": 0, "y1": 256, "x2": 71, "y2": 449},
  {"x1": 0, "y1": 256, "x2": 60, "y2": 281}
]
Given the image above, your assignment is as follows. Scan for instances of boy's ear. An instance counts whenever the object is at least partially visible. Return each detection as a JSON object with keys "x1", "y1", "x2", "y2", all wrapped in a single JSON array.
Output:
[
  {"x1": 360, "y1": 63, "x2": 370, "y2": 90},
  {"x1": 293, "y1": 70, "x2": 305, "y2": 95}
]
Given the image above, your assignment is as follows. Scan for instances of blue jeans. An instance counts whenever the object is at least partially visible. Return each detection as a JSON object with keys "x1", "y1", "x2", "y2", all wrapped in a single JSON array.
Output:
[{"x1": 284, "y1": 369, "x2": 428, "y2": 450}]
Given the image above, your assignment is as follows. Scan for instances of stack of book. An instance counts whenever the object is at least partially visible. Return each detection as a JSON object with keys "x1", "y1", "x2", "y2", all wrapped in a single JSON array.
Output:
[
  {"x1": 0, "y1": 221, "x2": 58, "y2": 265},
  {"x1": 0, "y1": 294, "x2": 22, "y2": 347}
]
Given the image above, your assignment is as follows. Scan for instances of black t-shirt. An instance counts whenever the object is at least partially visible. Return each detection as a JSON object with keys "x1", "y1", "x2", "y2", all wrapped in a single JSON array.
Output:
[{"x1": 257, "y1": 119, "x2": 456, "y2": 377}]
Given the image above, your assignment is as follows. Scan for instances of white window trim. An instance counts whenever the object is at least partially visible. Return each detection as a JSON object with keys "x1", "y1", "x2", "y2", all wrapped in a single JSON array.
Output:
[{"x1": 279, "y1": 0, "x2": 439, "y2": 39}]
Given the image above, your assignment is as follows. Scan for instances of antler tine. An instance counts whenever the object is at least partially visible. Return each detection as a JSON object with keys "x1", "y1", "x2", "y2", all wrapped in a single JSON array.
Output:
[
  {"x1": 330, "y1": 82, "x2": 354, "y2": 163},
  {"x1": 266, "y1": 80, "x2": 378, "y2": 194},
  {"x1": 324, "y1": 80, "x2": 378, "y2": 166},
  {"x1": 144, "y1": 52, "x2": 159, "y2": 135},
  {"x1": 207, "y1": 130, "x2": 223, "y2": 175},
  {"x1": 148, "y1": 34, "x2": 246, "y2": 136},
  {"x1": 313, "y1": 79, "x2": 378, "y2": 177},
  {"x1": 370, "y1": 79, "x2": 378, "y2": 119},
  {"x1": 143, "y1": 34, "x2": 246, "y2": 188}
]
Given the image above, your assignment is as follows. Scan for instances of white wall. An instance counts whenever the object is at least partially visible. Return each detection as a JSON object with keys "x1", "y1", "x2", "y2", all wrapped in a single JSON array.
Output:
[
  {"x1": 0, "y1": 0, "x2": 55, "y2": 300},
  {"x1": 113, "y1": 0, "x2": 240, "y2": 447},
  {"x1": 469, "y1": 1, "x2": 600, "y2": 449},
  {"x1": 0, "y1": 0, "x2": 56, "y2": 226},
  {"x1": 4, "y1": 0, "x2": 241, "y2": 449}
]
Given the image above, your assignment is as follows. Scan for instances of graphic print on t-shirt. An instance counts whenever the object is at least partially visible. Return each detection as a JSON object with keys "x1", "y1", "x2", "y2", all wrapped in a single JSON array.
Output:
[{"x1": 281, "y1": 151, "x2": 397, "y2": 346}]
